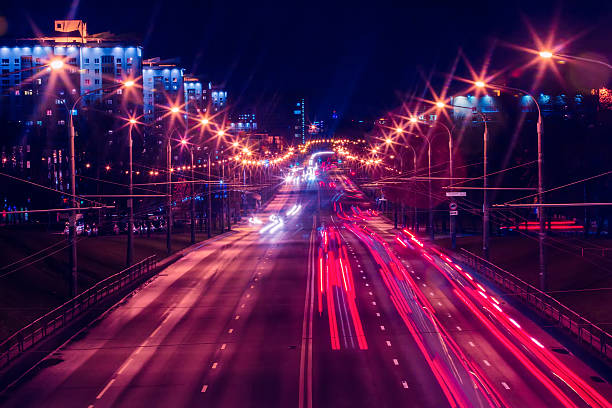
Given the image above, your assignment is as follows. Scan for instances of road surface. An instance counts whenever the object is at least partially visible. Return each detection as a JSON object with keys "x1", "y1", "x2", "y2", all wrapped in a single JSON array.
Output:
[{"x1": 1, "y1": 174, "x2": 611, "y2": 408}]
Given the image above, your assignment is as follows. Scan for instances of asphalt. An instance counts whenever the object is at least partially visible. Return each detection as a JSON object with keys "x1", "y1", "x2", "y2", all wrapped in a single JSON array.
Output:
[{"x1": 1, "y1": 175, "x2": 611, "y2": 408}]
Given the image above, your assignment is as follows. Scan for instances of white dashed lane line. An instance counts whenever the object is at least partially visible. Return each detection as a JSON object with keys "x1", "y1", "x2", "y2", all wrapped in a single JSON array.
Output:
[
  {"x1": 386, "y1": 340, "x2": 392, "y2": 347},
  {"x1": 393, "y1": 359, "x2": 399, "y2": 366},
  {"x1": 501, "y1": 382, "x2": 511, "y2": 390},
  {"x1": 201, "y1": 384, "x2": 209, "y2": 393}
]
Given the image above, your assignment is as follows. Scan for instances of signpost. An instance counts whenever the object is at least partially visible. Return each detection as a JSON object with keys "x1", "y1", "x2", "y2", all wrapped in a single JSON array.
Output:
[{"x1": 446, "y1": 191, "x2": 466, "y2": 197}]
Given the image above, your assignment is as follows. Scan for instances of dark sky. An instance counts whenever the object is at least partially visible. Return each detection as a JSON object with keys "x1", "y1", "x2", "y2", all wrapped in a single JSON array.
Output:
[{"x1": 2, "y1": 1, "x2": 612, "y2": 120}]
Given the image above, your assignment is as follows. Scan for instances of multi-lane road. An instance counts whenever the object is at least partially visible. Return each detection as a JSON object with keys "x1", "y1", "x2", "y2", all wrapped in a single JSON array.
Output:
[{"x1": 1, "y1": 170, "x2": 611, "y2": 407}]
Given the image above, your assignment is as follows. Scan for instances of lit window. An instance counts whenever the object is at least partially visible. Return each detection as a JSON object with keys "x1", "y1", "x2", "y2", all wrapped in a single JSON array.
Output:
[
  {"x1": 57, "y1": 120, "x2": 65, "y2": 125},
  {"x1": 84, "y1": 79, "x2": 90, "y2": 85},
  {"x1": 46, "y1": 109, "x2": 52, "y2": 116}
]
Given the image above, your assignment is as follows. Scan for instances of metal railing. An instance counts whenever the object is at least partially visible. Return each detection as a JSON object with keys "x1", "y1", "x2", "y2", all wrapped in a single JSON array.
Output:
[
  {"x1": 0, "y1": 255, "x2": 157, "y2": 370},
  {"x1": 459, "y1": 249, "x2": 612, "y2": 361}
]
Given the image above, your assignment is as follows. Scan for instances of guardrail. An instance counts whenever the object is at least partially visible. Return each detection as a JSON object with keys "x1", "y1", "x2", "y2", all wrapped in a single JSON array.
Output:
[
  {"x1": 0, "y1": 255, "x2": 157, "y2": 370},
  {"x1": 459, "y1": 249, "x2": 612, "y2": 362}
]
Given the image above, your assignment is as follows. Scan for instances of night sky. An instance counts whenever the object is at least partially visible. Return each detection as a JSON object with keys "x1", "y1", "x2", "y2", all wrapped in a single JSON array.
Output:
[{"x1": 2, "y1": 1, "x2": 612, "y2": 121}]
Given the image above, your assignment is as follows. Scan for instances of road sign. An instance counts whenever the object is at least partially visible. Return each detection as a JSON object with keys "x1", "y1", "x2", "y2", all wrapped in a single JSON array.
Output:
[
  {"x1": 450, "y1": 210, "x2": 458, "y2": 216},
  {"x1": 446, "y1": 191, "x2": 467, "y2": 197},
  {"x1": 449, "y1": 202, "x2": 458, "y2": 210}
]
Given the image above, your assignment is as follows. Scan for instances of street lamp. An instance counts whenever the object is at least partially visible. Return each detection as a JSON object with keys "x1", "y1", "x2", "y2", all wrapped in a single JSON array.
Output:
[
  {"x1": 126, "y1": 117, "x2": 138, "y2": 267},
  {"x1": 475, "y1": 80, "x2": 545, "y2": 288},
  {"x1": 49, "y1": 59, "x2": 65, "y2": 71},
  {"x1": 539, "y1": 50, "x2": 553, "y2": 59},
  {"x1": 66, "y1": 79, "x2": 135, "y2": 296},
  {"x1": 179, "y1": 139, "x2": 196, "y2": 245}
]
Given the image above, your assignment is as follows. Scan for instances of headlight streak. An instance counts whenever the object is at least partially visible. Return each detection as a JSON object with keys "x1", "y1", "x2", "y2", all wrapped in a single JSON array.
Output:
[
  {"x1": 412, "y1": 244, "x2": 610, "y2": 408},
  {"x1": 343, "y1": 223, "x2": 504, "y2": 408},
  {"x1": 318, "y1": 226, "x2": 368, "y2": 350}
]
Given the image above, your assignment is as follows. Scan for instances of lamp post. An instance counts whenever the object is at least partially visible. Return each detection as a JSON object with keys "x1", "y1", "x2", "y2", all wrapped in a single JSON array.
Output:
[
  {"x1": 66, "y1": 79, "x2": 134, "y2": 296},
  {"x1": 126, "y1": 118, "x2": 137, "y2": 267},
  {"x1": 207, "y1": 150, "x2": 212, "y2": 239},
  {"x1": 475, "y1": 81, "x2": 544, "y2": 287},
  {"x1": 437, "y1": 101, "x2": 487, "y2": 254},
  {"x1": 180, "y1": 139, "x2": 196, "y2": 245}
]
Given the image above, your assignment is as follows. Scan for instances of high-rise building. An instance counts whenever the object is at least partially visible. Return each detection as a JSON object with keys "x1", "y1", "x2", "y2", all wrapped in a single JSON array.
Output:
[
  {"x1": 142, "y1": 58, "x2": 184, "y2": 122},
  {"x1": 293, "y1": 98, "x2": 305, "y2": 144},
  {"x1": 0, "y1": 20, "x2": 142, "y2": 192}
]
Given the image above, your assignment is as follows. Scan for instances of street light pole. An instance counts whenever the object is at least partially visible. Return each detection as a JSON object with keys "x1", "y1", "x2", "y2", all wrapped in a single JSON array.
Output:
[
  {"x1": 207, "y1": 151, "x2": 212, "y2": 239},
  {"x1": 68, "y1": 114, "x2": 78, "y2": 296},
  {"x1": 482, "y1": 114, "x2": 490, "y2": 260},
  {"x1": 166, "y1": 137, "x2": 172, "y2": 254},
  {"x1": 127, "y1": 123, "x2": 134, "y2": 267},
  {"x1": 190, "y1": 147, "x2": 195, "y2": 245}
]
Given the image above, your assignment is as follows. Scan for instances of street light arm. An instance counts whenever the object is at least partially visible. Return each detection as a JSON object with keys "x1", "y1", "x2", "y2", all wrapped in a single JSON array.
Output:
[{"x1": 558, "y1": 53, "x2": 612, "y2": 70}]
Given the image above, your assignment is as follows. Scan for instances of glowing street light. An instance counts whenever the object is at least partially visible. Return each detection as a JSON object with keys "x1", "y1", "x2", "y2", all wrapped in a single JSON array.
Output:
[
  {"x1": 123, "y1": 80, "x2": 135, "y2": 88},
  {"x1": 232, "y1": 141, "x2": 240, "y2": 148},
  {"x1": 129, "y1": 118, "x2": 137, "y2": 125},
  {"x1": 201, "y1": 118, "x2": 209, "y2": 125},
  {"x1": 539, "y1": 50, "x2": 553, "y2": 59},
  {"x1": 170, "y1": 106, "x2": 180, "y2": 114},
  {"x1": 49, "y1": 59, "x2": 64, "y2": 70},
  {"x1": 385, "y1": 138, "x2": 393, "y2": 145},
  {"x1": 409, "y1": 117, "x2": 418, "y2": 123},
  {"x1": 395, "y1": 127, "x2": 404, "y2": 134},
  {"x1": 475, "y1": 81, "x2": 486, "y2": 88},
  {"x1": 181, "y1": 139, "x2": 188, "y2": 146},
  {"x1": 435, "y1": 101, "x2": 446, "y2": 108},
  {"x1": 217, "y1": 130, "x2": 225, "y2": 137}
]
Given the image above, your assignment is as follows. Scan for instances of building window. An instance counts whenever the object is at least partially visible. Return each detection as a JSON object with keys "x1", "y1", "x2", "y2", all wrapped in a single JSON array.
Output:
[
  {"x1": 102, "y1": 66, "x2": 113, "y2": 74},
  {"x1": 94, "y1": 58, "x2": 100, "y2": 64},
  {"x1": 116, "y1": 68, "x2": 122, "y2": 76},
  {"x1": 35, "y1": 58, "x2": 41, "y2": 64},
  {"x1": 84, "y1": 79, "x2": 90, "y2": 85},
  {"x1": 1, "y1": 59, "x2": 9, "y2": 64},
  {"x1": 94, "y1": 79, "x2": 100, "y2": 85},
  {"x1": 106, "y1": 99, "x2": 113, "y2": 105},
  {"x1": 94, "y1": 68, "x2": 100, "y2": 74},
  {"x1": 84, "y1": 58, "x2": 90, "y2": 64},
  {"x1": 116, "y1": 58, "x2": 121, "y2": 63},
  {"x1": 14, "y1": 59, "x2": 19, "y2": 64},
  {"x1": 101, "y1": 55, "x2": 114, "y2": 64},
  {"x1": 24, "y1": 89, "x2": 32, "y2": 96},
  {"x1": 36, "y1": 121, "x2": 42, "y2": 126},
  {"x1": 58, "y1": 120, "x2": 65, "y2": 125},
  {"x1": 85, "y1": 69, "x2": 90, "y2": 74},
  {"x1": 69, "y1": 58, "x2": 77, "y2": 66},
  {"x1": 46, "y1": 109, "x2": 52, "y2": 116}
]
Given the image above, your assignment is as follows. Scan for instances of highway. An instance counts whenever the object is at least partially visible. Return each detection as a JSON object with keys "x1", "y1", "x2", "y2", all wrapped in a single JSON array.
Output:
[{"x1": 1, "y1": 170, "x2": 611, "y2": 408}]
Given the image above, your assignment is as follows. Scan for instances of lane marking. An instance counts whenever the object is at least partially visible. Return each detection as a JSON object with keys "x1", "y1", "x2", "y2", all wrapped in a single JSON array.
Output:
[
  {"x1": 380, "y1": 325, "x2": 386, "y2": 331},
  {"x1": 402, "y1": 381, "x2": 409, "y2": 389},
  {"x1": 376, "y1": 312, "x2": 381, "y2": 317},
  {"x1": 393, "y1": 359, "x2": 399, "y2": 366},
  {"x1": 437, "y1": 302, "x2": 443, "y2": 306},
  {"x1": 201, "y1": 384, "x2": 209, "y2": 393},
  {"x1": 365, "y1": 283, "x2": 369, "y2": 286},
  {"x1": 469, "y1": 341, "x2": 476, "y2": 347},
  {"x1": 212, "y1": 362, "x2": 218, "y2": 369},
  {"x1": 368, "y1": 291, "x2": 373, "y2": 296},
  {"x1": 501, "y1": 382, "x2": 510, "y2": 390},
  {"x1": 246, "y1": 294, "x2": 251, "y2": 298},
  {"x1": 117, "y1": 358, "x2": 133, "y2": 375},
  {"x1": 456, "y1": 326, "x2": 462, "y2": 331},
  {"x1": 430, "y1": 292, "x2": 435, "y2": 297},
  {"x1": 483, "y1": 359, "x2": 491, "y2": 367},
  {"x1": 372, "y1": 301, "x2": 377, "y2": 305},
  {"x1": 235, "y1": 315, "x2": 240, "y2": 320},
  {"x1": 241, "y1": 304, "x2": 246, "y2": 308},
  {"x1": 221, "y1": 343, "x2": 227, "y2": 350},
  {"x1": 228, "y1": 328, "x2": 234, "y2": 334},
  {"x1": 386, "y1": 340, "x2": 392, "y2": 347},
  {"x1": 96, "y1": 379, "x2": 115, "y2": 400}
]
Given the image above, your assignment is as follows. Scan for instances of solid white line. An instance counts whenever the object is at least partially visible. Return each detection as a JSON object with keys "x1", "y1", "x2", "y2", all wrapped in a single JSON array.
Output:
[
  {"x1": 201, "y1": 384, "x2": 209, "y2": 393},
  {"x1": 96, "y1": 379, "x2": 115, "y2": 399},
  {"x1": 501, "y1": 382, "x2": 510, "y2": 390}
]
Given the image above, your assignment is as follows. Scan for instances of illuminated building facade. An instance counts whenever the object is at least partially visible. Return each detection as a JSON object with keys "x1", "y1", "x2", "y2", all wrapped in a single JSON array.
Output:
[{"x1": 293, "y1": 98, "x2": 305, "y2": 143}]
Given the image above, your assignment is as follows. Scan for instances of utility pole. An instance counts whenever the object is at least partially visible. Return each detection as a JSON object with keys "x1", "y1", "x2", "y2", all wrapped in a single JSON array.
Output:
[
  {"x1": 68, "y1": 113, "x2": 78, "y2": 297},
  {"x1": 166, "y1": 137, "x2": 172, "y2": 254},
  {"x1": 482, "y1": 115, "x2": 490, "y2": 260},
  {"x1": 127, "y1": 124, "x2": 134, "y2": 266},
  {"x1": 207, "y1": 151, "x2": 212, "y2": 239},
  {"x1": 190, "y1": 147, "x2": 195, "y2": 245}
]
